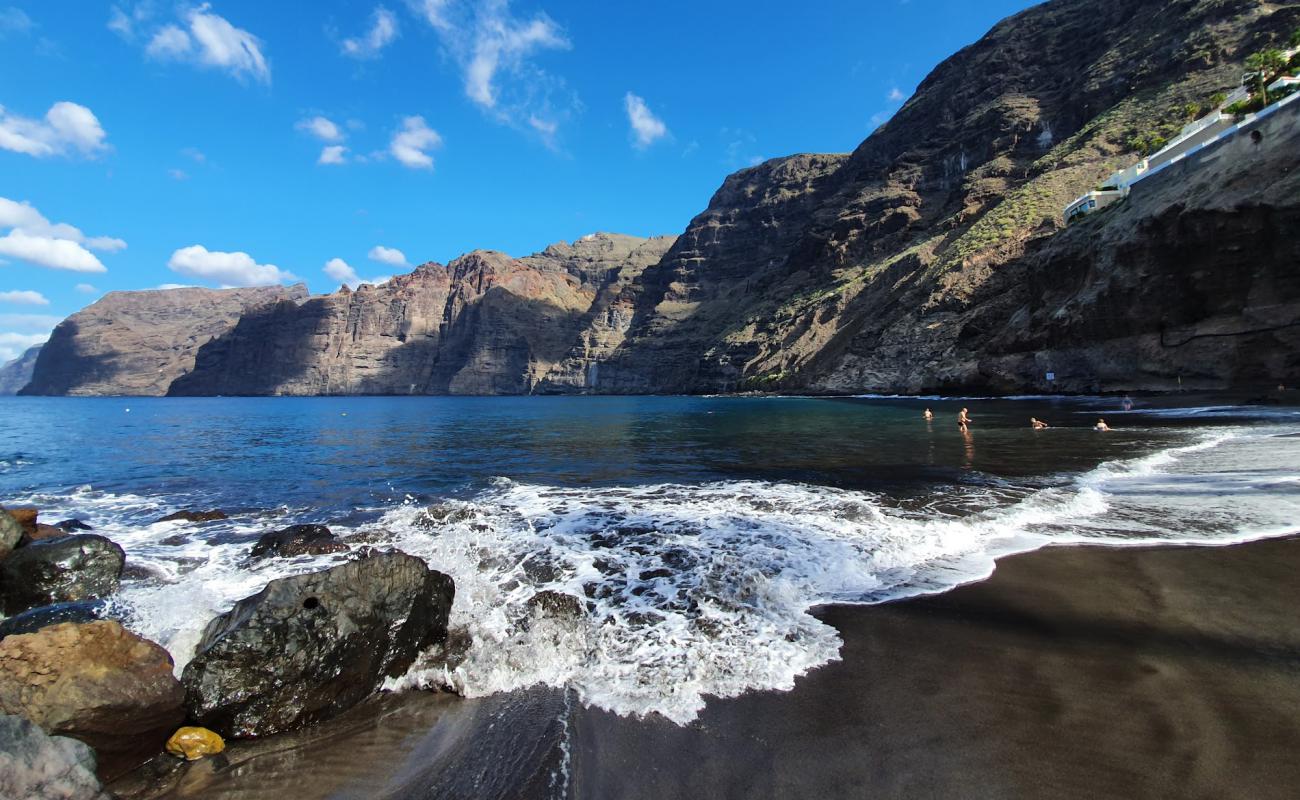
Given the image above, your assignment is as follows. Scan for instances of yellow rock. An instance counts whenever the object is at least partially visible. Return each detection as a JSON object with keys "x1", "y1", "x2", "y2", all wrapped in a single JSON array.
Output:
[{"x1": 165, "y1": 726, "x2": 225, "y2": 760}]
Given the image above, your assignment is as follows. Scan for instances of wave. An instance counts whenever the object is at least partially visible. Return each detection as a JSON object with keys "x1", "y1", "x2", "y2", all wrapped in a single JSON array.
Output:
[{"x1": 9, "y1": 425, "x2": 1299, "y2": 724}]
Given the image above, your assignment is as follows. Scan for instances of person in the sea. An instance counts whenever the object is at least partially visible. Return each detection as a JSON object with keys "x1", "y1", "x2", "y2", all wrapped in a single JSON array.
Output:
[
  {"x1": 1095, "y1": 419, "x2": 1111, "y2": 432},
  {"x1": 957, "y1": 408, "x2": 972, "y2": 431},
  {"x1": 923, "y1": 408, "x2": 934, "y2": 421},
  {"x1": 1121, "y1": 395, "x2": 1133, "y2": 411},
  {"x1": 1030, "y1": 417, "x2": 1048, "y2": 430}
]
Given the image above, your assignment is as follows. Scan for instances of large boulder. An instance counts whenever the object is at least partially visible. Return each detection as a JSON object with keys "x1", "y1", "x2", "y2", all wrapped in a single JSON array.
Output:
[
  {"x1": 182, "y1": 552, "x2": 455, "y2": 738},
  {"x1": 0, "y1": 600, "x2": 106, "y2": 640},
  {"x1": 0, "y1": 621, "x2": 185, "y2": 780},
  {"x1": 0, "y1": 505, "x2": 19, "y2": 560},
  {"x1": 156, "y1": 509, "x2": 227, "y2": 524},
  {"x1": 0, "y1": 713, "x2": 110, "y2": 800},
  {"x1": 248, "y1": 523, "x2": 349, "y2": 559},
  {"x1": 0, "y1": 535, "x2": 125, "y2": 615}
]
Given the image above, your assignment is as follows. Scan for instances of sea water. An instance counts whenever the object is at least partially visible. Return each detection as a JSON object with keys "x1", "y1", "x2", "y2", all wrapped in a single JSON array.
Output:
[{"x1": 1, "y1": 395, "x2": 1297, "y2": 723}]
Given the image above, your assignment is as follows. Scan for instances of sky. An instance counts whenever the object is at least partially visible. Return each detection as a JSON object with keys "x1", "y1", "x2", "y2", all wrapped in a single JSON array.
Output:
[{"x1": 0, "y1": 0, "x2": 1040, "y2": 362}]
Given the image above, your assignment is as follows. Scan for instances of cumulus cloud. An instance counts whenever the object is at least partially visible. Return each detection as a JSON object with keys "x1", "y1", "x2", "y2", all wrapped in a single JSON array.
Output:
[
  {"x1": 410, "y1": 0, "x2": 573, "y2": 141},
  {"x1": 323, "y1": 257, "x2": 389, "y2": 289},
  {"x1": 0, "y1": 331, "x2": 48, "y2": 363},
  {"x1": 167, "y1": 244, "x2": 297, "y2": 287},
  {"x1": 624, "y1": 92, "x2": 668, "y2": 149},
  {"x1": 75, "y1": 283, "x2": 98, "y2": 294},
  {"x1": 0, "y1": 290, "x2": 49, "y2": 306},
  {"x1": 0, "y1": 101, "x2": 109, "y2": 159},
  {"x1": 342, "y1": 7, "x2": 398, "y2": 59},
  {"x1": 318, "y1": 145, "x2": 348, "y2": 165},
  {"x1": 888, "y1": 86, "x2": 905, "y2": 102},
  {"x1": 297, "y1": 115, "x2": 343, "y2": 142},
  {"x1": 368, "y1": 245, "x2": 408, "y2": 267},
  {"x1": 389, "y1": 116, "x2": 441, "y2": 169},
  {"x1": 0, "y1": 197, "x2": 124, "y2": 273},
  {"x1": 139, "y1": 3, "x2": 270, "y2": 84}
]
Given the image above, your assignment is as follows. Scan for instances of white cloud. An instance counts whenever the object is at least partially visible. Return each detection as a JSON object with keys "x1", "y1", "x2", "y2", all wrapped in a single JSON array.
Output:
[
  {"x1": 389, "y1": 116, "x2": 441, "y2": 169},
  {"x1": 0, "y1": 7, "x2": 33, "y2": 37},
  {"x1": 0, "y1": 332, "x2": 48, "y2": 364},
  {"x1": 297, "y1": 115, "x2": 343, "y2": 142},
  {"x1": 75, "y1": 283, "x2": 98, "y2": 294},
  {"x1": 0, "y1": 313, "x2": 63, "y2": 331},
  {"x1": 182, "y1": 146, "x2": 206, "y2": 162},
  {"x1": 167, "y1": 244, "x2": 296, "y2": 287},
  {"x1": 410, "y1": 0, "x2": 572, "y2": 139},
  {"x1": 155, "y1": 283, "x2": 195, "y2": 290},
  {"x1": 624, "y1": 92, "x2": 668, "y2": 149},
  {"x1": 368, "y1": 245, "x2": 408, "y2": 267},
  {"x1": 888, "y1": 87, "x2": 905, "y2": 102},
  {"x1": 318, "y1": 145, "x2": 348, "y2": 165},
  {"x1": 169, "y1": 168, "x2": 189, "y2": 180},
  {"x1": 342, "y1": 7, "x2": 398, "y2": 59},
  {"x1": 141, "y1": 4, "x2": 270, "y2": 84},
  {"x1": 324, "y1": 257, "x2": 391, "y2": 289},
  {"x1": 0, "y1": 290, "x2": 49, "y2": 306},
  {"x1": 0, "y1": 101, "x2": 109, "y2": 159},
  {"x1": 107, "y1": 2, "x2": 155, "y2": 40},
  {"x1": 0, "y1": 230, "x2": 106, "y2": 273},
  {"x1": 0, "y1": 197, "x2": 126, "y2": 258}
]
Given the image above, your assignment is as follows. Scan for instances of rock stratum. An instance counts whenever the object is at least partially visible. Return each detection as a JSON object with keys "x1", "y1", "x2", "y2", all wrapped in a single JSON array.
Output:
[{"x1": 20, "y1": 0, "x2": 1300, "y2": 397}]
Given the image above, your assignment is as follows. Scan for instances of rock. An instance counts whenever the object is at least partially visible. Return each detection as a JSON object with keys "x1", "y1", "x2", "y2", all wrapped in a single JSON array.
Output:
[
  {"x1": 20, "y1": 284, "x2": 309, "y2": 397},
  {"x1": 0, "y1": 600, "x2": 105, "y2": 639},
  {"x1": 0, "y1": 505, "x2": 20, "y2": 560},
  {"x1": 0, "y1": 535, "x2": 125, "y2": 615},
  {"x1": 8, "y1": 506, "x2": 38, "y2": 536},
  {"x1": 0, "y1": 621, "x2": 185, "y2": 780},
  {"x1": 248, "y1": 524, "x2": 349, "y2": 559},
  {"x1": 182, "y1": 552, "x2": 455, "y2": 738},
  {"x1": 0, "y1": 343, "x2": 42, "y2": 395},
  {"x1": 527, "y1": 590, "x2": 584, "y2": 620},
  {"x1": 26, "y1": 522, "x2": 68, "y2": 544},
  {"x1": 165, "y1": 726, "x2": 225, "y2": 760},
  {"x1": 0, "y1": 713, "x2": 110, "y2": 800},
  {"x1": 156, "y1": 509, "x2": 228, "y2": 524},
  {"x1": 55, "y1": 519, "x2": 94, "y2": 532}
]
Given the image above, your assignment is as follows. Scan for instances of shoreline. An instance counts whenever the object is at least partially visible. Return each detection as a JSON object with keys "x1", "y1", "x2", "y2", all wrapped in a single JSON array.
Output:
[{"x1": 113, "y1": 534, "x2": 1300, "y2": 799}]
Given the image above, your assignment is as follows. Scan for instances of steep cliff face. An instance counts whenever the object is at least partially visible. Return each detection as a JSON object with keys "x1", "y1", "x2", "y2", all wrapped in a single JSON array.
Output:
[
  {"x1": 596, "y1": 0, "x2": 1300, "y2": 394},
  {"x1": 0, "y1": 344, "x2": 41, "y2": 395},
  {"x1": 21, "y1": 285, "x2": 308, "y2": 396},
  {"x1": 168, "y1": 234, "x2": 674, "y2": 396}
]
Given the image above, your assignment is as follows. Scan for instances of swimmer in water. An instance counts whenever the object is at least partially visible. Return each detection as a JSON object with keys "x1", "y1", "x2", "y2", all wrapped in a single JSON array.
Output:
[
  {"x1": 923, "y1": 408, "x2": 934, "y2": 421},
  {"x1": 957, "y1": 408, "x2": 971, "y2": 432},
  {"x1": 1095, "y1": 418, "x2": 1111, "y2": 431},
  {"x1": 1030, "y1": 417, "x2": 1048, "y2": 430},
  {"x1": 1122, "y1": 395, "x2": 1133, "y2": 412}
]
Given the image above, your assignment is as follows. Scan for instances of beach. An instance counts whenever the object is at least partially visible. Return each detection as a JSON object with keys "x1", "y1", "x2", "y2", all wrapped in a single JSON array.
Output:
[{"x1": 112, "y1": 533, "x2": 1300, "y2": 799}]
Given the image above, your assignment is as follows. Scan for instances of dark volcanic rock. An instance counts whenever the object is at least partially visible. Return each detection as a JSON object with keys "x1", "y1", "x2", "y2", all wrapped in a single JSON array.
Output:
[
  {"x1": 0, "y1": 621, "x2": 185, "y2": 781},
  {"x1": 156, "y1": 509, "x2": 228, "y2": 524},
  {"x1": 248, "y1": 524, "x2": 349, "y2": 559},
  {"x1": 181, "y1": 552, "x2": 456, "y2": 738},
  {"x1": 55, "y1": 519, "x2": 94, "y2": 532},
  {"x1": 0, "y1": 601, "x2": 106, "y2": 639},
  {"x1": 0, "y1": 713, "x2": 110, "y2": 800},
  {"x1": 0, "y1": 535, "x2": 125, "y2": 615},
  {"x1": 0, "y1": 505, "x2": 19, "y2": 560},
  {"x1": 527, "y1": 590, "x2": 584, "y2": 620}
]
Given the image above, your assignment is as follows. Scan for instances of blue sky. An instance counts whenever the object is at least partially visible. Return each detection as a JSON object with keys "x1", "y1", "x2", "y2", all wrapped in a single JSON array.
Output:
[{"x1": 0, "y1": 0, "x2": 1039, "y2": 362}]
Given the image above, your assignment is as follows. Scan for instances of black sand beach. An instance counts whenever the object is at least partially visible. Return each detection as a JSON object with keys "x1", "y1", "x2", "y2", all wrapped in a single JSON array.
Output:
[{"x1": 115, "y1": 534, "x2": 1300, "y2": 800}]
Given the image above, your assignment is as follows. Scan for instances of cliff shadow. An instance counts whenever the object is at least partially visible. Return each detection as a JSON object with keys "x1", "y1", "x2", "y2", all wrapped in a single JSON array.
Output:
[{"x1": 19, "y1": 320, "x2": 129, "y2": 396}]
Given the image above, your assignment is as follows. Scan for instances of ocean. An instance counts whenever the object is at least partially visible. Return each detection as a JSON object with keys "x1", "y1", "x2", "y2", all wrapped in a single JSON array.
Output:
[{"x1": 2, "y1": 394, "x2": 1298, "y2": 724}]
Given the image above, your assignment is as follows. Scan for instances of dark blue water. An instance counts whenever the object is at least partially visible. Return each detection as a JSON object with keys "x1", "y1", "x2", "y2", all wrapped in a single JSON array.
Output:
[{"x1": 2, "y1": 395, "x2": 1298, "y2": 723}]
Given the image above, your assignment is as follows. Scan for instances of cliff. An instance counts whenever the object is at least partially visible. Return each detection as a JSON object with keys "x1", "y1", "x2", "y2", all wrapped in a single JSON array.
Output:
[
  {"x1": 0, "y1": 344, "x2": 41, "y2": 395},
  {"x1": 20, "y1": 285, "x2": 309, "y2": 396},
  {"x1": 22, "y1": 0, "x2": 1300, "y2": 396},
  {"x1": 167, "y1": 234, "x2": 675, "y2": 396}
]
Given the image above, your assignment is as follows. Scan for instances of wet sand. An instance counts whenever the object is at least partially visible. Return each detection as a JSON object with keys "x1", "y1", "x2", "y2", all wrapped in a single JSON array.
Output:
[{"x1": 116, "y1": 536, "x2": 1300, "y2": 799}]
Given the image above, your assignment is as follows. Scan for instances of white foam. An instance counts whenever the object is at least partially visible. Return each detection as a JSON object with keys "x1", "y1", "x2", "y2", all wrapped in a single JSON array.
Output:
[{"x1": 13, "y1": 424, "x2": 1299, "y2": 724}]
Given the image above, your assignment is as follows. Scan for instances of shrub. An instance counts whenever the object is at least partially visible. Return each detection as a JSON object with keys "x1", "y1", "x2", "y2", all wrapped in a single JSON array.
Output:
[
  {"x1": 1290, "y1": 28, "x2": 1300, "y2": 49},
  {"x1": 1209, "y1": 92, "x2": 1227, "y2": 108},
  {"x1": 1182, "y1": 102, "x2": 1203, "y2": 120}
]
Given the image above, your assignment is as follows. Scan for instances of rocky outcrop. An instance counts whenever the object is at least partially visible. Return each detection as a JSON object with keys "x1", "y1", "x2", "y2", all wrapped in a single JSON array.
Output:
[
  {"x1": 156, "y1": 509, "x2": 227, "y2": 524},
  {"x1": 0, "y1": 505, "x2": 19, "y2": 560},
  {"x1": 181, "y1": 552, "x2": 455, "y2": 738},
  {"x1": 0, "y1": 713, "x2": 110, "y2": 800},
  {"x1": 0, "y1": 343, "x2": 41, "y2": 394},
  {"x1": 168, "y1": 233, "x2": 675, "y2": 396},
  {"x1": 0, "y1": 600, "x2": 106, "y2": 640},
  {"x1": 20, "y1": 284, "x2": 308, "y2": 396},
  {"x1": 0, "y1": 621, "x2": 185, "y2": 780},
  {"x1": 248, "y1": 524, "x2": 348, "y2": 559},
  {"x1": 0, "y1": 535, "x2": 125, "y2": 615}
]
